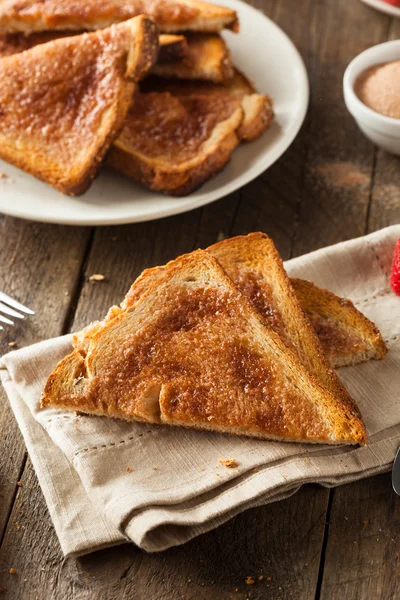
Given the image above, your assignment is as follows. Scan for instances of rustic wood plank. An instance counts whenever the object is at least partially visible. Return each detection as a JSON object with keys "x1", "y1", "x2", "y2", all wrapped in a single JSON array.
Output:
[
  {"x1": 319, "y1": 474, "x2": 400, "y2": 600},
  {"x1": 292, "y1": 0, "x2": 389, "y2": 257},
  {"x1": 0, "y1": 216, "x2": 91, "y2": 548}
]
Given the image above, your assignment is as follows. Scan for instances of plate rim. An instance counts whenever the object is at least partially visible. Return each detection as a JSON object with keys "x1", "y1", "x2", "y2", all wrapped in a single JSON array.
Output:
[{"x1": 0, "y1": 0, "x2": 310, "y2": 226}]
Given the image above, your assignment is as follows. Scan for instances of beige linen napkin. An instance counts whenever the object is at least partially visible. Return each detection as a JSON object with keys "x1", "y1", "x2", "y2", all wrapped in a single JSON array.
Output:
[{"x1": 1, "y1": 225, "x2": 399, "y2": 556}]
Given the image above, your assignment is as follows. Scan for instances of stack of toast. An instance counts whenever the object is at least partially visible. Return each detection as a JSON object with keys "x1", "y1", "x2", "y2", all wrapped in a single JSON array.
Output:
[
  {"x1": 42, "y1": 233, "x2": 387, "y2": 446},
  {"x1": 0, "y1": 0, "x2": 273, "y2": 196}
]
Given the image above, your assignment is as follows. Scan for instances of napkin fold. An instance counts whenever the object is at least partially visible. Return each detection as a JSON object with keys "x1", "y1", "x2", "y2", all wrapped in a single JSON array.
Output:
[{"x1": 1, "y1": 225, "x2": 399, "y2": 556}]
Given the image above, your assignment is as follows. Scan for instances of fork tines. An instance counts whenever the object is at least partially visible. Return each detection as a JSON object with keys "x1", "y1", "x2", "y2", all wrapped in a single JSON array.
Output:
[{"x1": 0, "y1": 291, "x2": 34, "y2": 330}]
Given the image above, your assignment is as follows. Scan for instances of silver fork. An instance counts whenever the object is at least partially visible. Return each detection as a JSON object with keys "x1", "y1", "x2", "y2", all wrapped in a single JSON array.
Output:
[{"x1": 0, "y1": 291, "x2": 34, "y2": 330}]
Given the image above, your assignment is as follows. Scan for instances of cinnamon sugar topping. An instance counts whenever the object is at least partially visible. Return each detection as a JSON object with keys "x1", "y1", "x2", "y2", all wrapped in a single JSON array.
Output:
[{"x1": 355, "y1": 60, "x2": 400, "y2": 119}]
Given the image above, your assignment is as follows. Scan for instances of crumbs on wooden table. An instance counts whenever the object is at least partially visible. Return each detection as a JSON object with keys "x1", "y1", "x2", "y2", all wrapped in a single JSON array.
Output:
[{"x1": 89, "y1": 274, "x2": 106, "y2": 283}]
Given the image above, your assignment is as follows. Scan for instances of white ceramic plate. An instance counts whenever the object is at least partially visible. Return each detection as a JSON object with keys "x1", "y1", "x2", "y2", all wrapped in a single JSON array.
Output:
[
  {"x1": 360, "y1": 0, "x2": 400, "y2": 17},
  {"x1": 0, "y1": 0, "x2": 309, "y2": 226}
]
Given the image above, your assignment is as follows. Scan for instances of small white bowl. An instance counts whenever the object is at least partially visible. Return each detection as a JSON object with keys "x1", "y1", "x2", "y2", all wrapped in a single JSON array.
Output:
[{"x1": 343, "y1": 39, "x2": 400, "y2": 155}]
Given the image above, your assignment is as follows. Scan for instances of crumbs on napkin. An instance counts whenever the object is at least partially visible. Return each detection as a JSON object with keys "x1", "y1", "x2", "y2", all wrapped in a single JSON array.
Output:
[
  {"x1": 0, "y1": 172, "x2": 13, "y2": 183},
  {"x1": 219, "y1": 458, "x2": 238, "y2": 469}
]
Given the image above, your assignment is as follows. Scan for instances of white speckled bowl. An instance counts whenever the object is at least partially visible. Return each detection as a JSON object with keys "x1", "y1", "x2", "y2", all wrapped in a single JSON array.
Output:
[{"x1": 343, "y1": 39, "x2": 400, "y2": 155}]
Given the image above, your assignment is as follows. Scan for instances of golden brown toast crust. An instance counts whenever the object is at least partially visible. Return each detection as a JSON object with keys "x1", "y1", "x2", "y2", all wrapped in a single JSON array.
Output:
[
  {"x1": 153, "y1": 33, "x2": 233, "y2": 83},
  {"x1": 108, "y1": 91, "x2": 243, "y2": 195},
  {"x1": 0, "y1": 31, "x2": 187, "y2": 61},
  {"x1": 0, "y1": 16, "x2": 158, "y2": 194},
  {"x1": 291, "y1": 278, "x2": 387, "y2": 368},
  {"x1": 43, "y1": 250, "x2": 366, "y2": 446},
  {"x1": 0, "y1": 0, "x2": 239, "y2": 34}
]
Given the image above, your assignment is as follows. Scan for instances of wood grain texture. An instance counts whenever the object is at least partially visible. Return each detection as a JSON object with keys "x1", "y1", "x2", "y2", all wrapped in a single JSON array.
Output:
[
  {"x1": 293, "y1": 0, "x2": 390, "y2": 256},
  {"x1": 0, "y1": 456, "x2": 63, "y2": 600},
  {"x1": 0, "y1": 217, "x2": 91, "y2": 545},
  {"x1": 319, "y1": 474, "x2": 400, "y2": 600}
]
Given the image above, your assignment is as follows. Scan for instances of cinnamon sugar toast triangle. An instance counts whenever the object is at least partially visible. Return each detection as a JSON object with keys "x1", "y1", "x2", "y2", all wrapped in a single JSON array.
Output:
[
  {"x1": 76, "y1": 233, "x2": 385, "y2": 371},
  {"x1": 0, "y1": 15, "x2": 158, "y2": 194},
  {"x1": 0, "y1": 0, "x2": 239, "y2": 34},
  {"x1": 106, "y1": 70, "x2": 273, "y2": 196},
  {"x1": 42, "y1": 250, "x2": 365, "y2": 445},
  {"x1": 107, "y1": 89, "x2": 244, "y2": 195}
]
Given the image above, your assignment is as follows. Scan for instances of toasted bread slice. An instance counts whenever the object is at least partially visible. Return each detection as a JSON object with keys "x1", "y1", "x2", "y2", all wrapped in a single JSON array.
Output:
[
  {"x1": 291, "y1": 278, "x2": 387, "y2": 368},
  {"x1": 143, "y1": 69, "x2": 274, "y2": 141},
  {"x1": 107, "y1": 90, "x2": 243, "y2": 195},
  {"x1": 0, "y1": 31, "x2": 187, "y2": 61},
  {"x1": 43, "y1": 251, "x2": 365, "y2": 445},
  {"x1": 106, "y1": 233, "x2": 365, "y2": 425},
  {"x1": 108, "y1": 70, "x2": 272, "y2": 195},
  {"x1": 0, "y1": 16, "x2": 158, "y2": 195},
  {"x1": 0, "y1": 0, "x2": 239, "y2": 34},
  {"x1": 153, "y1": 33, "x2": 233, "y2": 82}
]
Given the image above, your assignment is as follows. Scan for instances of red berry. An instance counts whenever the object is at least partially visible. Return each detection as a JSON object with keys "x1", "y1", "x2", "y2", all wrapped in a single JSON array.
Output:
[
  {"x1": 391, "y1": 238, "x2": 400, "y2": 296},
  {"x1": 381, "y1": 0, "x2": 400, "y2": 6}
]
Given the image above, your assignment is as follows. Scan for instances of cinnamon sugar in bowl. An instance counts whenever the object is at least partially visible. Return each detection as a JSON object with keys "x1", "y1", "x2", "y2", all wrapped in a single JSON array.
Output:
[
  {"x1": 356, "y1": 60, "x2": 400, "y2": 120},
  {"x1": 343, "y1": 40, "x2": 400, "y2": 155}
]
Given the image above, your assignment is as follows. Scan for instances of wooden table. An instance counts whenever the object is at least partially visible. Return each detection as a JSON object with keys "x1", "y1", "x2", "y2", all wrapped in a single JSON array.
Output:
[{"x1": 0, "y1": 1, "x2": 399, "y2": 598}]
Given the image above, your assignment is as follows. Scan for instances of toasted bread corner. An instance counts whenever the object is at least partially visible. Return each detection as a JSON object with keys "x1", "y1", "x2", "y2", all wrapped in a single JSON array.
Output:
[{"x1": 291, "y1": 278, "x2": 388, "y2": 368}]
